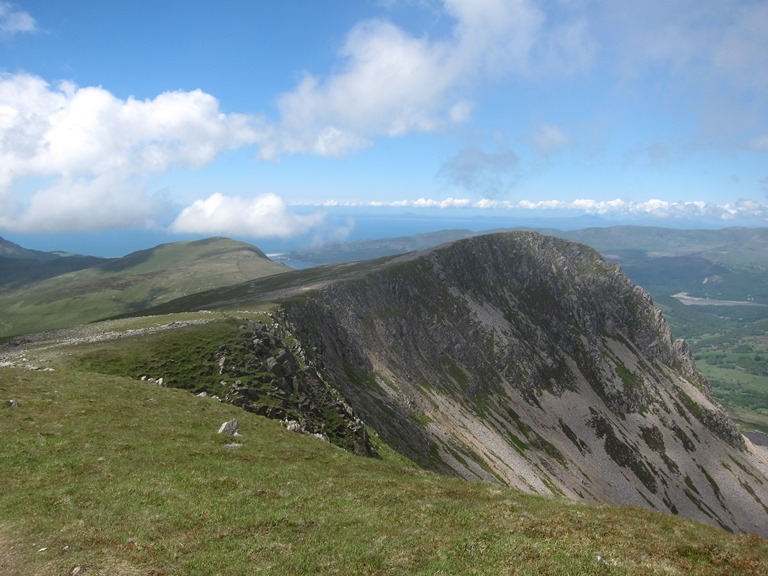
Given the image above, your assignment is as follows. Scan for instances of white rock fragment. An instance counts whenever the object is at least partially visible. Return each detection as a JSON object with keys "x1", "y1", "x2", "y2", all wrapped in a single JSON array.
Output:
[{"x1": 283, "y1": 420, "x2": 302, "y2": 432}]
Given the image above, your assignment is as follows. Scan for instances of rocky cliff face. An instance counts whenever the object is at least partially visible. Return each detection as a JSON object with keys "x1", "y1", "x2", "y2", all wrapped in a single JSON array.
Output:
[{"x1": 284, "y1": 232, "x2": 768, "y2": 535}]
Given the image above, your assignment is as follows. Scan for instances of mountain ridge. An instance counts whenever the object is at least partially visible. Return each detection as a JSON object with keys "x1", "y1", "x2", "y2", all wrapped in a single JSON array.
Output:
[
  {"x1": 106, "y1": 231, "x2": 768, "y2": 534},
  {"x1": 0, "y1": 236, "x2": 290, "y2": 337},
  {"x1": 4, "y1": 230, "x2": 768, "y2": 535},
  {"x1": 280, "y1": 232, "x2": 768, "y2": 534}
]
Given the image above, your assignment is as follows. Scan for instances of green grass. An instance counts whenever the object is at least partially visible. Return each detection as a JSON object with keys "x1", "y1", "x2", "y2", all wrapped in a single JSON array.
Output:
[
  {"x1": 679, "y1": 317, "x2": 768, "y2": 434},
  {"x1": 73, "y1": 317, "x2": 247, "y2": 393},
  {"x1": 0, "y1": 237, "x2": 289, "y2": 337},
  {"x1": 649, "y1": 296, "x2": 768, "y2": 435},
  {"x1": 2, "y1": 339, "x2": 767, "y2": 575},
  {"x1": 697, "y1": 362, "x2": 768, "y2": 434}
]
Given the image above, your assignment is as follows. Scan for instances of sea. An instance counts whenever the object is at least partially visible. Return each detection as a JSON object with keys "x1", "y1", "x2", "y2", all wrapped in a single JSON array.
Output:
[{"x1": 2, "y1": 207, "x2": 739, "y2": 260}]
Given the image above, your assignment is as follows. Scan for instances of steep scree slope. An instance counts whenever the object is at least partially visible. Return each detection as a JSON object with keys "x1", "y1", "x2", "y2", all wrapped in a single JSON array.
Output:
[{"x1": 285, "y1": 232, "x2": 768, "y2": 535}]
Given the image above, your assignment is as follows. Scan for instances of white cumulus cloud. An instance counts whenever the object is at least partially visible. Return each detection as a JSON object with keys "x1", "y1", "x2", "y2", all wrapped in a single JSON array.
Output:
[
  {"x1": 0, "y1": 73, "x2": 264, "y2": 232},
  {"x1": 0, "y1": 174, "x2": 170, "y2": 233},
  {"x1": 170, "y1": 193, "x2": 327, "y2": 238},
  {"x1": 297, "y1": 196, "x2": 768, "y2": 223},
  {"x1": 259, "y1": 0, "x2": 595, "y2": 158}
]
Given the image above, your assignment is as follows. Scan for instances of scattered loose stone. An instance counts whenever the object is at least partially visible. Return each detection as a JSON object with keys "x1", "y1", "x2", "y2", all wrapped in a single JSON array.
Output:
[
  {"x1": 7, "y1": 399, "x2": 18, "y2": 408},
  {"x1": 218, "y1": 419, "x2": 241, "y2": 436}
]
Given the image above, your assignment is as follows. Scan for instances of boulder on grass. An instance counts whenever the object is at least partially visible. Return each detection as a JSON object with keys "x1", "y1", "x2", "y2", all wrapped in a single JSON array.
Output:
[{"x1": 217, "y1": 419, "x2": 241, "y2": 436}]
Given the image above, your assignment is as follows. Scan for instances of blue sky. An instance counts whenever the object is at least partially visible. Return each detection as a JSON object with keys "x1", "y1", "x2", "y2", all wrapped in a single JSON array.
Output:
[{"x1": 1, "y1": 1, "x2": 767, "y2": 255}]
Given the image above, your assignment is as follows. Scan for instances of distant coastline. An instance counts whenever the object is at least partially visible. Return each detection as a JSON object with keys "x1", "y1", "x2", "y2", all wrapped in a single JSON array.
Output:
[{"x1": 672, "y1": 292, "x2": 767, "y2": 307}]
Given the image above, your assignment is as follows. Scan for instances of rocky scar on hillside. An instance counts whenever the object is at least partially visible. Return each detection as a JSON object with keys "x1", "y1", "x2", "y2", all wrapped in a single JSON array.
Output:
[
  {"x1": 215, "y1": 319, "x2": 375, "y2": 457},
  {"x1": 119, "y1": 318, "x2": 375, "y2": 457},
  {"x1": 283, "y1": 232, "x2": 768, "y2": 535}
]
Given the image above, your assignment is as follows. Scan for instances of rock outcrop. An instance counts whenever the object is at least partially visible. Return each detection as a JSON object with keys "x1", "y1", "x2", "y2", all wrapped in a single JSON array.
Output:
[
  {"x1": 283, "y1": 232, "x2": 768, "y2": 535},
  {"x1": 212, "y1": 320, "x2": 375, "y2": 456}
]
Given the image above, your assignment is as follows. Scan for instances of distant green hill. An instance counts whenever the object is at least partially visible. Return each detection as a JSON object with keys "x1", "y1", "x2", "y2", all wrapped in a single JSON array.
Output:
[
  {"x1": 560, "y1": 226, "x2": 768, "y2": 304},
  {"x1": 0, "y1": 237, "x2": 290, "y2": 337},
  {"x1": 0, "y1": 235, "x2": 59, "y2": 261},
  {"x1": 281, "y1": 229, "x2": 476, "y2": 266},
  {"x1": 0, "y1": 235, "x2": 106, "y2": 290}
]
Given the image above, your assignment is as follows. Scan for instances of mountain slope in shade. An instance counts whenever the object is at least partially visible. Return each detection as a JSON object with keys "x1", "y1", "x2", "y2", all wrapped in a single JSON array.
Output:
[
  {"x1": 279, "y1": 232, "x2": 768, "y2": 534},
  {"x1": 0, "y1": 237, "x2": 290, "y2": 337}
]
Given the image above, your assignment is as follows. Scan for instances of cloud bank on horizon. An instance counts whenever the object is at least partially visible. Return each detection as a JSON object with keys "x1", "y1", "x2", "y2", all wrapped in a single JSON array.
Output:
[{"x1": 0, "y1": 0, "x2": 766, "y2": 242}]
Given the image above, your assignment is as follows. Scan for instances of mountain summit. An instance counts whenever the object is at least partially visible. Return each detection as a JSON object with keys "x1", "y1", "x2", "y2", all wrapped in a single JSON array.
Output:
[
  {"x1": 11, "y1": 231, "x2": 766, "y2": 536},
  {"x1": 277, "y1": 232, "x2": 768, "y2": 534}
]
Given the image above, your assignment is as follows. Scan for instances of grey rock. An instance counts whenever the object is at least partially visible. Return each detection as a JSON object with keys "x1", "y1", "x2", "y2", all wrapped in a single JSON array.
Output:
[
  {"x1": 282, "y1": 231, "x2": 768, "y2": 535},
  {"x1": 283, "y1": 419, "x2": 303, "y2": 432},
  {"x1": 217, "y1": 419, "x2": 241, "y2": 436}
]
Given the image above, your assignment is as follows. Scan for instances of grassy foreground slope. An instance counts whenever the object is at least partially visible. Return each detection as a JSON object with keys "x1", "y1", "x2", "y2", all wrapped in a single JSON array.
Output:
[
  {"x1": 0, "y1": 237, "x2": 289, "y2": 338},
  {"x1": 1, "y1": 314, "x2": 767, "y2": 575}
]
